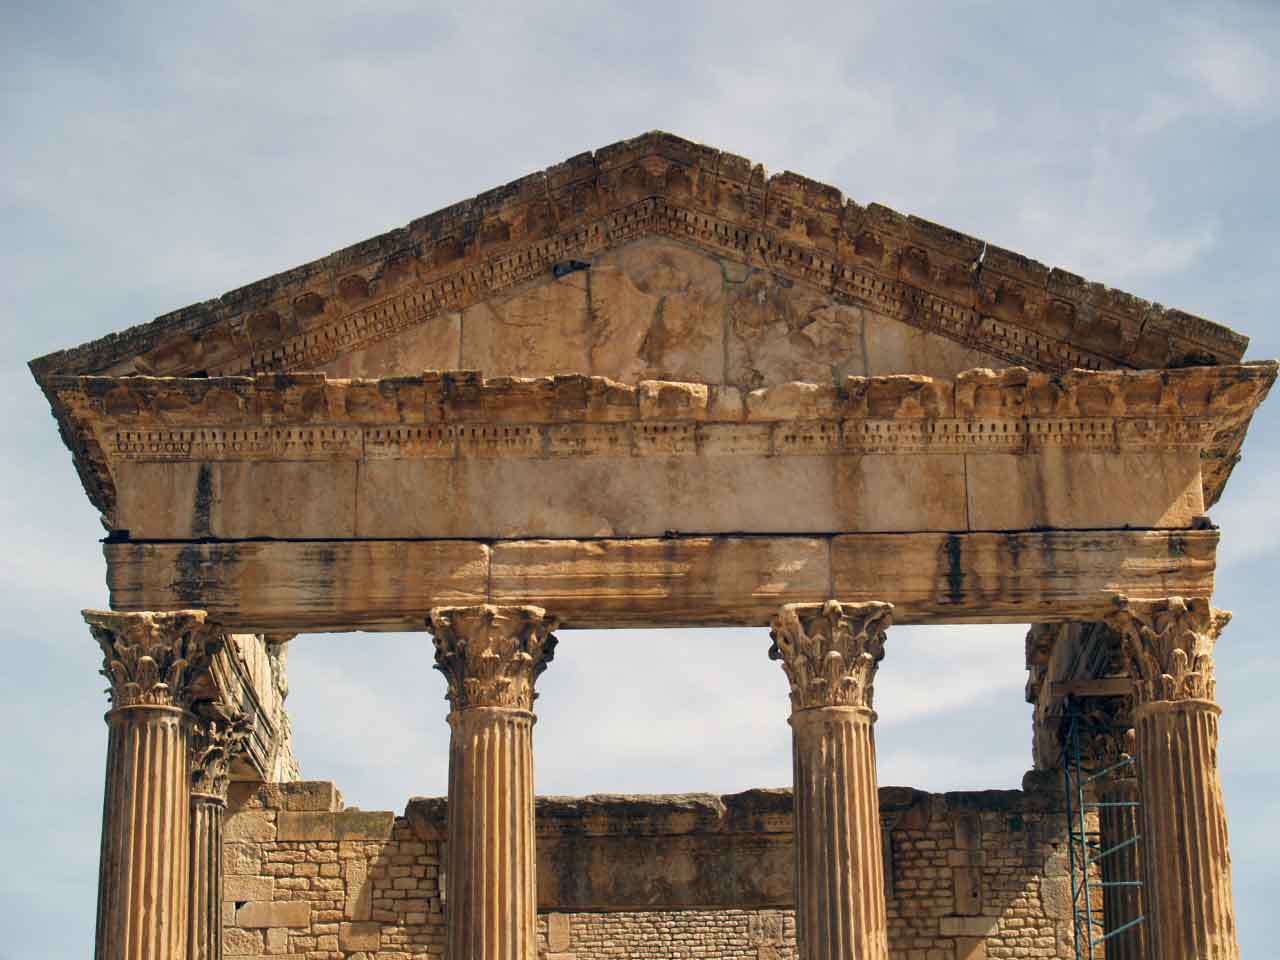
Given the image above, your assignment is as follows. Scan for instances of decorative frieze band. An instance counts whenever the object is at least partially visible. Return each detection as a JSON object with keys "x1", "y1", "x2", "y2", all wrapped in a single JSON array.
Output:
[{"x1": 53, "y1": 363, "x2": 1269, "y2": 465}]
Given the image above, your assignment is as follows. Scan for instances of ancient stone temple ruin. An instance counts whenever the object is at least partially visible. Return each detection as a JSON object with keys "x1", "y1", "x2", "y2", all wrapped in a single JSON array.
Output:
[{"x1": 30, "y1": 132, "x2": 1273, "y2": 960}]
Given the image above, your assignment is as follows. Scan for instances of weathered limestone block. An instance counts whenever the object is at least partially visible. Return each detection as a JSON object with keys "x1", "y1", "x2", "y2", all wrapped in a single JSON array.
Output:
[
  {"x1": 323, "y1": 309, "x2": 461, "y2": 379},
  {"x1": 106, "y1": 529, "x2": 1221, "y2": 631},
  {"x1": 590, "y1": 239, "x2": 726, "y2": 383},
  {"x1": 462, "y1": 276, "x2": 590, "y2": 376},
  {"x1": 235, "y1": 900, "x2": 312, "y2": 928},
  {"x1": 727, "y1": 272, "x2": 865, "y2": 388}
]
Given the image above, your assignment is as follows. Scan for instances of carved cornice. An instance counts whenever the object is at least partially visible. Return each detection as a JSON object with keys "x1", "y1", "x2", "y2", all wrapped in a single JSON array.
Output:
[
  {"x1": 30, "y1": 132, "x2": 1247, "y2": 389},
  {"x1": 769, "y1": 600, "x2": 893, "y2": 712},
  {"x1": 85, "y1": 609, "x2": 223, "y2": 710},
  {"x1": 45, "y1": 363, "x2": 1276, "y2": 525},
  {"x1": 1106, "y1": 597, "x2": 1229, "y2": 706},
  {"x1": 428, "y1": 604, "x2": 559, "y2": 712},
  {"x1": 190, "y1": 703, "x2": 253, "y2": 801}
]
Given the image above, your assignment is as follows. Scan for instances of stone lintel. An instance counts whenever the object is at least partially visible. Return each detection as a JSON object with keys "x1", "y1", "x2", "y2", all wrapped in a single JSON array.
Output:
[{"x1": 104, "y1": 529, "x2": 1217, "y2": 632}]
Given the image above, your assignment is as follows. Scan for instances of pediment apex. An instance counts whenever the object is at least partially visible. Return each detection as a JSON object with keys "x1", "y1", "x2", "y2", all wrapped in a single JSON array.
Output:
[{"x1": 31, "y1": 130, "x2": 1249, "y2": 388}]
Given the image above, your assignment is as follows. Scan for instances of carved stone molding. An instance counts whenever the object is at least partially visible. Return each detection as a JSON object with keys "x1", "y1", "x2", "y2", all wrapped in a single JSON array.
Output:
[
  {"x1": 31, "y1": 132, "x2": 1247, "y2": 392},
  {"x1": 428, "y1": 604, "x2": 559, "y2": 712},
  {"x1": 769, "y1": 600, "x2": 893, "y2": 712},
  {"x1": 84, "y1": 609, "x2": 223, "y2": 710},
  {"x1": 190, "y1": 704, "x2": 253, "y2": 802},
  {"x1": 1107, "y1": 596, "x2": 1229, "y2": 706}
]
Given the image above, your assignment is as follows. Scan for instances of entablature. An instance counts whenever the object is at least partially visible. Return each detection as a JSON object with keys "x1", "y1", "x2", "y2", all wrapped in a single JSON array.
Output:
[{"x1": 47, "y1": 363, "x2": 1276, "y2": 540}]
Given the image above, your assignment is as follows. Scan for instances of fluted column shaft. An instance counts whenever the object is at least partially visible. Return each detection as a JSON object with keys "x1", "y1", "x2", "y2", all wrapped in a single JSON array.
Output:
[
  {"x1": 1134, "y1": 700, "x2": 1235, "y2": 958},
  {"x1": 771, "y1": 600, "x2": 893, "y2": 960},
  {"x1": 1109, "y1": 596, "x2": 1238, "y2": 960},
  {"x1": 188, "y1": 707, "x2": 250, "y2": 960},
  {"x1": 1098, "y1": 773, "x2": 1146, "y2": 960},
  {"x1": 791, "y1": 707, "x2": 886, "y2": 960},
  {"x1": 86, "y1": 609, "x2": 222, "y2": 960},
  {"x1": 429, "y1": 604, "x2": 558, "y2": 960},
  {"x1": 446, "y1": 708, "x2": 537, "y2": 960},
  {"x1": 97, "y1": 705, "x2": 192, "y2": 960},
  {"x1": 188, "y1": 795, "x2": 224, "y2": 960}
]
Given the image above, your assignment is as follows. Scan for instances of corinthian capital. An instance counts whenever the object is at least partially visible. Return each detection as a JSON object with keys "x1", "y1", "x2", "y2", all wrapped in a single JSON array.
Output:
[
  {"x1": 769, "y1": 600, "x2": 893, "y2": 712},
  {"x1": 190, "y1": 704, "x2": 253, "y2": 801},
  {"x1": 1106, "y1": 597, "x2": 1229, "y2": 706},
  {"x1": 1066, "y1": 697, "x2": 1137, "y2": 778},
  {"x1": 85, "y1": 610, "x2": 223, "y2": 710},
  {"x1": 428, "y1": 605, "x2": 559, "y2": 711}
]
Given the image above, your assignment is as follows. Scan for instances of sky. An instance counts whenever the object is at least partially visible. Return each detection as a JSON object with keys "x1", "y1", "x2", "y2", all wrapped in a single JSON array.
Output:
[{"x1": 3, "y1": 1, "x2": 1279, "y2": 955}]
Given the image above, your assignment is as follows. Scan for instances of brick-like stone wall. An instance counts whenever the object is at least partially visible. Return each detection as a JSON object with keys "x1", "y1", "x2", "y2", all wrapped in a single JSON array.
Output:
[{"x1": 222, "y1": 780, "x2": 1076, "y2": 959}]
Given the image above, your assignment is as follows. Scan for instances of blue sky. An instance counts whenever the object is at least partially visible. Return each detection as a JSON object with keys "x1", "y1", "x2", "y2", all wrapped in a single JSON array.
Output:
[{"x1": 3, "y1": 2, "x2": 1278, "y2": 956}]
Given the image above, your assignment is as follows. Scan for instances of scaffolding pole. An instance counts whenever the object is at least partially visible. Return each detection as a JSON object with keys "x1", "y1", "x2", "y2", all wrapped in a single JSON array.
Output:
[{"x1": 1060, "y1": 697, "x2": 1146, "y2": 960}]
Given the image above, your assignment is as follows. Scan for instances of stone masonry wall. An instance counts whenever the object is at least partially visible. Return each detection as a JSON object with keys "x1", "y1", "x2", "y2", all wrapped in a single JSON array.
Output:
[{"x1": 222, "y1": 781, "x2": 1075, "y2": 960}]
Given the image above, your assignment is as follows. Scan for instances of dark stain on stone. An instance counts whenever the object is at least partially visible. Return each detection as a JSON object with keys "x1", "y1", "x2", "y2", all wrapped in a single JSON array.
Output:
[
  {"x1": 944, "y1": 534, "x2": 964, "y2": 605},
  {"x1": 174, "y1": 544, "x2": 207, "y2": 605},
  {"x1": 193, "y1": 464, "x2": 214, "y2": 538}
]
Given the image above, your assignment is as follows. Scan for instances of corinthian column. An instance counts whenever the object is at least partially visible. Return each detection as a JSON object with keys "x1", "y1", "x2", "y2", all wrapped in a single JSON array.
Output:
[
  {"x1": 769, "y1": 600, "x2": 893, "y2": 960},
  {"x1": 427, "y1": 604, "x2": 559, "y2": 960},
  {"x1": 189, "y1": 706, "x2": 251, "y2": 960},
  {"x1": 85, "y1": 609, "x2": 223, "y2": 960},
  {"x1": 1108, "y1": 596, "x2": 1238, "y2": 960}
]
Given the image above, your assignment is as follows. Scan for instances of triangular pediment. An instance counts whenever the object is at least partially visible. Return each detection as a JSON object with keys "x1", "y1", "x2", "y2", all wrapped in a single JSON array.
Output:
[{"x1": 31, "y1": 130, "x2": 1248, "y2": 390}]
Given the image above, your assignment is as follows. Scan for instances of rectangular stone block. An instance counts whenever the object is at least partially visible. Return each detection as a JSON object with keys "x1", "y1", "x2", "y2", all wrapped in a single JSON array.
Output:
[
  {"x1": 281, "y1": 781, "x2": 343, "y2": 812},
  {"x1": 223, "y1": 926, "x2": 263, "y2": 956},
  {"x1": 965, "y1": 449, "x2": 1203, "y2": 530},
  {"x1": 953, "y1": 866, "x2": 982, "y2": 915},
  {"x1": 547, "y1": 912, "x2": 572, "y2": 951},
  {"x1": 339, "y1": 921, "x2": 382, "y2": 951},
  {"x1": 225, "y1": 875, "x2": 274, "y2": 902},
  {"x1": 955, "y1": 938, "x2": 987, "y2": 960},
  {"x1": 836, "y1": 453, "x2": 967, "y2": 531},
  {"x1": 224, "y1": 810, "x2": 276, "y2": 842},
  {"x1": 224, "y1": 841, "x2": 263, "y2": 875},
  {"x1": 345, "y1": 858, "x2": 371, "y2": 921},
  {"x1": 939, "y1": 916, "x2": 998, "y2": 937},
  {"x1": 236, "y1": 899, "x2": 311, "y2": 929},
  {"x1": 276, "y1": 811, "x2": 336, "y2": 841},
  {"x1": 335, "y1": 810, "x2": 395, "y2": 841}
]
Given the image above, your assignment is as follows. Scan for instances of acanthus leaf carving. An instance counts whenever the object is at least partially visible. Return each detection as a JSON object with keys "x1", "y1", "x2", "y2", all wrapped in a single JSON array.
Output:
[
  {"x1": 769, "y1": 600, "x2": 893, "y2": 712},
  {"x1": 428, "y1": 604, "x2": 559, "y2": 712},
  {"x1": 1064, "y1": 696, "x2": 1137, "y2": 780},
  {"x1": 85, "y1": 609, "x2": 223, "y2": 710},
  {"x1": 1106, "y1": 596, "x2": 1229, "y2": 706},
  {"x1": 190, "y1": 702, "x2": 254, "y2": 801}
]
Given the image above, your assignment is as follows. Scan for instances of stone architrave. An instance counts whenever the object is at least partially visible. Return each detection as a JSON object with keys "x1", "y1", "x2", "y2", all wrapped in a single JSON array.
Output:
[
  {"x1": 188, "y1": 705, "x2": 252, "y2": 960},
  {"x1": 769, "y1": 600, "x2": 894, "y2": 960},
  {"x1": 427, "y1": 604, "x2": 559, "y2": 960},
  {"x1": 1074, "y1": 697, "x2": 1147, "y2": 960},
  {"x1": 85, "y1": 609, "x2": 223, "y2": 960},
  {"x1": 1108, "y1": 596, "x2": 1238, "y2": 960}
]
